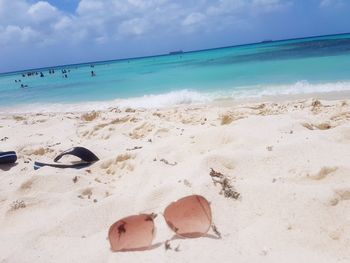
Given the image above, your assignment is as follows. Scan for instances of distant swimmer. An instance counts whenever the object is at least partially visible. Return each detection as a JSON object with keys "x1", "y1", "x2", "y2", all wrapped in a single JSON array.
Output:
[
  {"x1": 20, "y1": 84, "x2": 28, "y2": 88},
  {"x1": 40, "y1": 72, "x2": 44, "y2": 77},
  {"x1": 91, "y1": 70, "x2": 96, "y2": 77}
]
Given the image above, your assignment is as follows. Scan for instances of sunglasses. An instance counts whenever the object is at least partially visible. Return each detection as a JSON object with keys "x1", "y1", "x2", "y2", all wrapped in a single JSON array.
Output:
[{"x1": 108, "y1": 195, "x2": 219, "y2": 252}]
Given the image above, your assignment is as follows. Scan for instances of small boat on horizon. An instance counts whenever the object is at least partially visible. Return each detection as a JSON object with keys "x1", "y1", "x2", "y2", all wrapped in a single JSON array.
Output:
[
  {"x1": 261, "y1": 39, "x2": 273, "y2": 43},
  {"x1": 169, "y1": 50, "x2": 184, "y2": 55}
]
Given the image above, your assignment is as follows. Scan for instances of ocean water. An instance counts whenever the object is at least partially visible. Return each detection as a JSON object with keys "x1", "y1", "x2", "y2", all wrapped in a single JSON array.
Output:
[{"x1": 1, "y1": 33, "x2": 350, "y2": 112}]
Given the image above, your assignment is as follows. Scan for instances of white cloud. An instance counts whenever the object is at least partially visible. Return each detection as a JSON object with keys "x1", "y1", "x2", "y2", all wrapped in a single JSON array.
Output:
[
  {"x1": 27, "y1": 1, "x2": 59, "y2": 22},
  {"x1": 207, "y1": 0, "x2": 289, "y2": 16},
  {"x1": 118, "y1": 18, "x2": 150, "y2": 36},
  {"x1": 0, "y1": 0, "x2": 291, "y2": 47},
  {"x1": 53, "y1": 16, "x2": 73, "y2": 31},
  {"x1": 0, "y1": 0, "x2": 69, "y2": 45},
  {"x1": 252, "y1": 0, "x2": 288, "y2": 11},
  {"x1": 183, "y1": 12, "x2": 205, "y2": 26},
  {"x1": 0, "y1": 25, "x2": 40, "y2": 44},
  {"x1": 319, "y1": 0, "x2": 345, "y2": 8}
]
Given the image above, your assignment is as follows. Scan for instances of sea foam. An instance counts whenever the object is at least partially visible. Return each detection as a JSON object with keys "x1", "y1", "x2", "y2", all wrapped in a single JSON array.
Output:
[{"x1": 2, "y1": 81, "x2": 350, "y2": 113}]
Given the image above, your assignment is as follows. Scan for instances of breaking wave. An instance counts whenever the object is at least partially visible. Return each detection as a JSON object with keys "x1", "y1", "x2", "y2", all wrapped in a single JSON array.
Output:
[{"x1": 2, "y1": 80, "x2": 350, "y2": 113}]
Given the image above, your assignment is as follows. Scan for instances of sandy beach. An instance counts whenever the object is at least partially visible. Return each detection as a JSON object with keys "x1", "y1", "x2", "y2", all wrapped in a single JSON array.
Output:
[{"x1": 1, "y1": 97, "x2": 350, "y2": 262}]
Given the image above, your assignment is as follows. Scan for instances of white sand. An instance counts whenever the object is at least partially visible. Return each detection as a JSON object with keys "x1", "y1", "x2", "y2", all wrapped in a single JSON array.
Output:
[{"x1": 0, "y1": 98, "x2": 350, "y2": 262}]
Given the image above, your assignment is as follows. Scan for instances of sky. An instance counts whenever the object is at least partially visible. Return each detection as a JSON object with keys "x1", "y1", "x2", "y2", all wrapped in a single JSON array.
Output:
[{"x1": 0, "y1": 0, "x2": 349, "y2": 73}]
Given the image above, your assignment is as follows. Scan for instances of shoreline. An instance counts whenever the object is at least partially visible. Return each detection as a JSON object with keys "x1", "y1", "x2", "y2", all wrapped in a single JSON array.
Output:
[{"x1": 2, "y1": 89, "x2": 350, "y2": 115}]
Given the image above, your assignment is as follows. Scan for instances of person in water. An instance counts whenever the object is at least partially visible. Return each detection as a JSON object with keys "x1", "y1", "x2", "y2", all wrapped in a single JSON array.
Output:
[{"x1": 91, "y1": 71, "x2": 96, "y2": 77}]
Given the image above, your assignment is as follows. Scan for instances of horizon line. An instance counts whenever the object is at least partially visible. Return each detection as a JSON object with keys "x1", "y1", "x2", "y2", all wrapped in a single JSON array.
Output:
[{"x1": 1, "y1": 31, "x2": 349, "y2": 76}]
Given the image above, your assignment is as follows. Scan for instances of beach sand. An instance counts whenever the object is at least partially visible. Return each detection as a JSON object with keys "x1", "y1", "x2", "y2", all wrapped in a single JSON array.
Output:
[{"x1": 0, "y1": 98, "x2": 350, "y2": 262}]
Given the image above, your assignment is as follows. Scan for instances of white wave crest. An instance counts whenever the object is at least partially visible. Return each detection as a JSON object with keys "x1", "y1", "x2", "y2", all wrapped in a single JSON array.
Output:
[
  {"x1": 115, "y1": 89, "x2": 211, "y2": 108},
  {"x1": 250, "y1": 80, "x2": 350, "y2": 97},
  {"x1": 2, "y1": 81, "x2": 350, "y2": 113}
]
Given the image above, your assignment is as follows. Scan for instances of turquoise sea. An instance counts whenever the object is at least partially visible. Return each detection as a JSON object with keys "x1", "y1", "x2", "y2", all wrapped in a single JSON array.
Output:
[{"x1": 1, "y1": 33, "x2": 350, "y2": 112}]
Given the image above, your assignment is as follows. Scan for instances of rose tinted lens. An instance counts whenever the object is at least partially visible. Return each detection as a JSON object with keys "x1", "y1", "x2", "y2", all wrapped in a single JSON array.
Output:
[
  {"x1": 164, "y1": 195, "x2": 212, "y2": 238},
  {"x1": 108, "y1": 214, "x2": 155, "y2": 252}
]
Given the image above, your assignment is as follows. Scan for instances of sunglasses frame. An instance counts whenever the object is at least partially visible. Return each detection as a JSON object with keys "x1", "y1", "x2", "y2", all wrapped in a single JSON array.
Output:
[{"x1": 108, "y1": 194, "x2": 219, "y2": 252}]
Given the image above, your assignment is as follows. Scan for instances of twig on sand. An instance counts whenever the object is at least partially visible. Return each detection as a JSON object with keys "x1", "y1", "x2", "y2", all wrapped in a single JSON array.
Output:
[
  {"x1": 160, "y1": 158, "x2": 177, "y2": 166},
  {"x1": 126, "y1": 146, "x2": 143, "y2": 151},
  {"x1": 165, "y1": 240, "x2": 171, "y2": 251},
  {"x1": 210, "y1": 168, "x2": 240, "y2": 200},
  {"x1": 47, "y1": 142, "x2": 61, "y2": 147},
  {"x1": 10, "y1": 200, "x2": 26, "y2": 210},
  {"x1": 210, "y1": 168, "x2": 224, "y2": 178},
  {"x1": 164, "y1": 240, "x2": 180, "y2": 252}
]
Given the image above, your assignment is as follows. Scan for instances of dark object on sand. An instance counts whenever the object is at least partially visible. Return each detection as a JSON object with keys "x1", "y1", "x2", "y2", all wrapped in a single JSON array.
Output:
[
  {"x1": 169, "y1": 50, "x2": 183, "y2": 55},
  {"x1": 34, "y1": 147, "x2": 99, "y2": 170},
  {"x1": 0, "y1": 151, "x2": 17, "y2": 164}
]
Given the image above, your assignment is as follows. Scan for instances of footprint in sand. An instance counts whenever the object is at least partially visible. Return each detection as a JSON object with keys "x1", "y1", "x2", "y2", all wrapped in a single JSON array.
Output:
[
  {"x1": 154, "y1": 128, "x2": 170, "y2": 138},
  {"x1": 99, "y1": 153, "x2": 135, "y2": 175},
  {"x1": 19, "y1": 178, "x2": 35, "y2": 192},
  {"x1": 307, "y1": 166, "x2": 338, "y2": 180},
  {"x1": 17, "y1": 174, "x2": 81, "y2": 194},
  {"x1": 21, "y1": 147, "x2": 54, "y2": 156},
  {"x1": 329, "y1": 188, "x2": 350, "y2": 206},
  {"x1": 81, "y1": 111, "x2": 100, "y2": 122},
  {"x1": 301, "y1": 122, "x2": 334, "y2": 130},
  {"x1": 145, "y1": 186, "x2": 175, "y2": 205},
  {"x1": 78, "y1": 116, "x2": 134, "y2": 139},
  {"x1": 202, "y1": 155, "x2": 235, "y2": 173},
  {"x1": 75, "y1": 185, "x2": 111, "y2": 203},
  {"x1": 220, "y1": 113, "x2": 245, "y2": 125},
  {"x1": 78, "y1": 188, "x2": 93, "y2": 199},
  {"x1": 330, "y1": 111, "x2": 350, "y2": 123},
  {"x1": 129, "y1": 122, "x2": 154, "y2": 139}
]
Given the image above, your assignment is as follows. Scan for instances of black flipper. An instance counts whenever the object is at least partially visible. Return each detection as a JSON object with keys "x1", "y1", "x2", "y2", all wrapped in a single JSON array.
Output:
[
  {"x1": 0, "y1": 151, "x2": 17, "y2": 164},
  {"x1": 34, "y1": 147, "x2": 99, "y2": 170},
  {"x1": 54, "y1": 147, "x2": 99, "y2": 163}
]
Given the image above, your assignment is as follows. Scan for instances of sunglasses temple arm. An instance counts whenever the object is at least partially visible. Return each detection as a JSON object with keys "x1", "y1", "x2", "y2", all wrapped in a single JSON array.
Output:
[{"x1": 211, "y1": 224, "x2": 222, "y2": 239}]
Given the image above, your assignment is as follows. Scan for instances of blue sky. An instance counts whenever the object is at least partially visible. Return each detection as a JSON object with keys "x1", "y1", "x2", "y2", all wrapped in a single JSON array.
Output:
[{"x1": 0, "y1": 0, "x2": 349, "y2": 73}]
